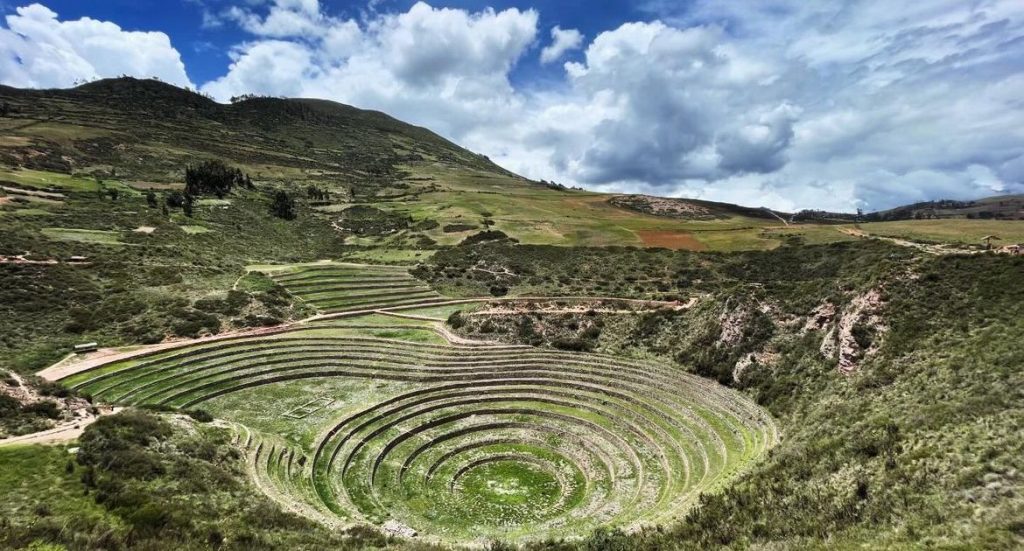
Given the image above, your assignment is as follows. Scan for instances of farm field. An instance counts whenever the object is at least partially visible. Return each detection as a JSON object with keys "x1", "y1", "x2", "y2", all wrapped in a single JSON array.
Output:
[
  {"x1": 57, "y1": 311, "x2": 777, "y2": 543},
  {"x1": 853, "y1": 219, "x2": 1024, "y2": 246},
  {"x1": 360, "y1": 165, "x2": 785, "y2": 251}
]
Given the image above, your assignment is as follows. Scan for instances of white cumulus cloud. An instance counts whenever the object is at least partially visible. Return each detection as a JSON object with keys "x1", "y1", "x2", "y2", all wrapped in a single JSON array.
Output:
[
  {"x1": 2, "y1": 1, "x2": 1024, "y2": 212},
  {"x1": 0, "y1": 3, "x2": 192, "y2": 89},
  {"x1": 540, "y1": 25, "x2": 582, "y2": 64},
  {"x1": 201, "y1": 1, "x2": 537, "y2": 142}
]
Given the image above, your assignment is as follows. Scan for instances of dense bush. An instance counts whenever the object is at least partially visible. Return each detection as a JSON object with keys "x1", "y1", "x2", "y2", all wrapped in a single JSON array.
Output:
[
  {"x1": 270, "y1": 190, "x2": 296, "y2": 220},
  {"x1": 185, "y1": 160, "x2": 252, "y2": 198},
  {"x1": 443, "y1": 223, "x2": 477, "y2": 233}
]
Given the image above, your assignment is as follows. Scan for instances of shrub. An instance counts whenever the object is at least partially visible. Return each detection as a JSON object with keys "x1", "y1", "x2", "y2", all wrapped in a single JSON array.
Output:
[
  {"x1": 462, "y1": 230, "x2": 515, "y2": 246},
  {"x1": 22, "y1": 401, "x2": 61, "y2": 419},
  {"x1": 187, "y1": 409, "x2": 214, "y2": 423},
  {"x1": 0, "y1": 394, "x2": 20, "y2": 413},
  {"x1": 270, "y1": 190, "x2": 297, "y2": 220},
  {"x1": 443, "y1": 223, "x2": 477, "y2": 233},
  {"x1": 447, "y1": 311, "x2": 465, "y2": 329}
]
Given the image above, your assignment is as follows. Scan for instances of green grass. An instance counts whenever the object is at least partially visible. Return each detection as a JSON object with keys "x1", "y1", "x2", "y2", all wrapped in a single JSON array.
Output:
[
  {"x1": 762, "y1": 224, "x2": 858, "y2": 245},
  {"x1": 59, "y1": 321, "x2": 776, "y2": 544},
  {"x1": 362, "y1": 165, "x2": 783, "y2": 251},
  {"x1": 854, "y1": 219, "x2": 1024, "y2": 245},
  {"x1": 180, "y1": 224, "x2": 213, "y2": 234},
  {"x1": 0, "y1": 168, "x2": 135, "y2": 195},
  {"x1": 0, "y1": 445, "x2": 113, "y2": 530},
  {"x1": 266, "y1": 263, "x2": 446, "y2": 313},
  {"x1": 40, "y1": 227, "x2": 124, "y2": 245},
  {"x1": 9, "y1": 208, "x2": 57, "y2": 217}
]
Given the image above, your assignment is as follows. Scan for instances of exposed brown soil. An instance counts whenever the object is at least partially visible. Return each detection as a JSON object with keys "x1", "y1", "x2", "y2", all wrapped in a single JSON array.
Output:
[
  {"x1": 0, "y1": 254, "x2": 58, "y2": 265},
  {"x1": 840, "y1": 228, "x2": 989, "y2": 255},
  {"x1": 0, "y1": 185, "x2": 65, "y2": 199},
  {"x1": 636, "y1": 230, "x2": 706, "y2": 251},
  {"x1": 37, "y1": 324, "x2": 295, "y2": 381},
  {"x1": 610, "y1": 194, "x2": 718, "y2": 219},
  {"x1": 0, "y1": 406, "x2": 120, "y2": 447}
]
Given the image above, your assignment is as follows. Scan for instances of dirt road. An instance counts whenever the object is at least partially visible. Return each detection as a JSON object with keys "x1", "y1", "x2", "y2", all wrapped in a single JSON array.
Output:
[
  {"x1": 0, "y1": 407, "x2": 120, "y2": 447},
  {"x1": 840, "y1": 228, "x2": 978, "y2": 255}
]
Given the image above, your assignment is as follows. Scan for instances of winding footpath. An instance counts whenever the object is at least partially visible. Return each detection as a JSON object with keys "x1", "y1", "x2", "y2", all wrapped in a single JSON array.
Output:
[{"x1": 38, "y1": 295, "x2": 694, "y2": 382}]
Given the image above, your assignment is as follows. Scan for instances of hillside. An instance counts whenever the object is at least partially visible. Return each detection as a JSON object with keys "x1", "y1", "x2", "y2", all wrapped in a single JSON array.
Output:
[
  {"x1": 1, "y1": 79, "x2": 1023, "y2": 551},
  {"x1": 0, "y1": 77, "x2": 512, "y2": 190}
]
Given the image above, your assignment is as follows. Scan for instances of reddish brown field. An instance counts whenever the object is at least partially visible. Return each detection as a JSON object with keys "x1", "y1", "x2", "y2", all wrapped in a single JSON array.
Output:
[{"x1": 636, "y1": 230, "x2": 706, "y2": 250}]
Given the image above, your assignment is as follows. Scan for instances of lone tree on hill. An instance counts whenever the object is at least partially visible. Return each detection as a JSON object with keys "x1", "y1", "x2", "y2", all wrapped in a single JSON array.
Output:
[
  {"x1": 183, "y1": 193, "x2": 195, "y2": 218},
  {"x1": 185, "y1": 160, "x2": 253, "y2": 198},
  {"x1": 270, "y1": 190, "x2": 296, "y2": 220}
]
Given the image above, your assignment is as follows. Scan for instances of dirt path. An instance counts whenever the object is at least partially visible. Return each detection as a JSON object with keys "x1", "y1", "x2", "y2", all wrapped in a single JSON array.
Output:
[
  {"x1": 37, "y1": 324, "x2": 296, "y2": 381},
  {"x1": 840, "y1": 228, "x2": 979, "y2": 255},
  {"x1": 0, "y1": 406, "x2": 121, "y2": 447},
  {"x1": 231, "y1": 270, "x2": 252, "y2": 291},
  {"x1": 763, "y1": 209, "x2": 790, "y2": 226},
  {"x1": 0, "y1": 254, "x2": 59, "y2": 265},
  {"x1": 432, "y1": 323, "x2": 502, "y2": 346},
  {"x1": 469, "y1": 296, "x2": 698, "y2": 316},
  {"x1": 374, "y1": 310, "x2": 446, "y2": 322},
  {"x1": 38, "y1": 295, "x2": 692, "y2": 382}
]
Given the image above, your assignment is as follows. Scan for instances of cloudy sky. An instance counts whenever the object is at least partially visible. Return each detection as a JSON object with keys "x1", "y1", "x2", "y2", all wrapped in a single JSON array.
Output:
[{"x1": 1, "y1": 1, "x2": 1023, "y2": 211}]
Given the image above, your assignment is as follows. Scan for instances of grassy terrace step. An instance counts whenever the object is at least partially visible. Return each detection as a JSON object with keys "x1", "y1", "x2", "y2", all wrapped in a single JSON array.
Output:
[
  {"x1": 281, "y1": 275, "x2": 422, "y2": 288},
  {"x1": 61, "y1": 324, "x2": 777, "y2": 543},
  {"x1": 288, "y1": 281, "x2": 435, "y2": 294},
  {"x1": 302, "y1": 288, "x2": 440, "y2": 305},
  {"x1": 266, "y1": 263, "x2": 445, "y2": 314}
]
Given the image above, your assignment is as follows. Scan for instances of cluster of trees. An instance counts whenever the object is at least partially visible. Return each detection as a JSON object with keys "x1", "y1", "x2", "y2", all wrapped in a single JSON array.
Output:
[
  {"x1": 166, "y1": 190, "x2": 195, "y2": 217},
  {"x1": 228, "y1": 93, "x2": 277, "y2": 103},
  {"x1": 185, "y1": 160, "x2": 253, "y2": 198},
  {"x1": 537, "y1": 179, "x2": 584, "y2": 191},
  {"x1": 306, "y1": 185, "x2": 331, "y2": 202},
  {"x1": 270, "y1": 190, "x2": 296, "y2": 220}
]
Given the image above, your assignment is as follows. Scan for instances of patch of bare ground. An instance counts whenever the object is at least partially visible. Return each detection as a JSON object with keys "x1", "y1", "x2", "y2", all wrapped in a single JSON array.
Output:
[
  {"x1": 840, "y1": 227, "x2": 990, "y2": 255},
  {"x1": 0, "y1": 254, "x2": 58, "y2": 265},
  {"x1": 733, "y1": 348, "x2": 781, "y2": 384},
  {"x1": 37, "y1": 324, "x2": 297, "y2": 381},
  {"x1": 0, "y1": 370, "x2": 121, "y2": 446},
  {"x1": 610, "y1": 194, "x2": 718, "y2": 219},
  {"x1": 468, "y1": 297, "x2": 698, "y2": 316},
  {"x1": 812, "y1": 289, "x2": 888, "y2": 373},
  {"x1": 0, "y1": 406, "x2": 120, "y2": 446},
  {"x1": 0, "y1": 185, "x2": 65, "y2": 199}
]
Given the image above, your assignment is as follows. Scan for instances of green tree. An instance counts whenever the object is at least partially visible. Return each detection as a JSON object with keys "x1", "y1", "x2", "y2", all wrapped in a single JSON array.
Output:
[
  {"x1": 270, "y1": 190, "x2": 296, "y2": 220},
  {"x1": 182, "y1": 193, "x2": 195, "y2": 218}
]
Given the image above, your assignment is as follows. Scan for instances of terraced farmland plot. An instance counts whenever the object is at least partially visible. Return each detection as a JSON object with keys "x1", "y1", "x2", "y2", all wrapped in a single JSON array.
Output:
[
  {"x1": 60, "y1": 321, "x2": 778, "y2": 544},
  {"x1": 267, "y1": 263, "x2": 446, "y2": 313}
]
